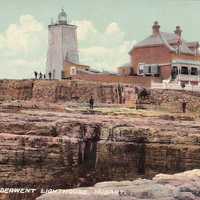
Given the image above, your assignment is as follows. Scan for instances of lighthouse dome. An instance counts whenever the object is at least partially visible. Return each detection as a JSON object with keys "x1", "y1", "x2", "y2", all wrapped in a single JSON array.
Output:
[{"x1": 58, "y1": 8, "x2": 67, "y2": 24}]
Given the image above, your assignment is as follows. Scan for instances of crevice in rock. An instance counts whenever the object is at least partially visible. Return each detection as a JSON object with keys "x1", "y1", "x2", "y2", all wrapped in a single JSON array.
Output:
[{"x1": 136, "y1": 137, "x2": 146, "y2": 175}]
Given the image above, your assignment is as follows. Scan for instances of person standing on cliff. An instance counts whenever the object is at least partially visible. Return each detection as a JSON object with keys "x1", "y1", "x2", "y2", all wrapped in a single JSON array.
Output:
[
  {"x1": 89, "y1": 96, "x2": 94, "y2": 109},
  {"x1": 48, "y1": 72, "x2": 52, "y2": 80},
  {"x1": 182, "y1": 99, "x2": 187, "y2": 113},
  {"x1": 34, "y1": 71, "x2": 38, "y2": 79},
  {"x1": 39, "y1": 72, "x2": 43, "y2": 80}
]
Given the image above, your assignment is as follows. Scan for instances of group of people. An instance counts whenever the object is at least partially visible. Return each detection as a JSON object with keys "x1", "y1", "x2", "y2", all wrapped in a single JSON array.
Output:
[{"x1": 34, "y1": 71, "x2": 53, "y2": 80}]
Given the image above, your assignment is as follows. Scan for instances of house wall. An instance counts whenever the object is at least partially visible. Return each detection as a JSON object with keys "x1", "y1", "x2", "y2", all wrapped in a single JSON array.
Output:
[
  {"x1": 131, "y1": 45, "x2": 200, "y2": 80},
  {"x1": 131, "y1": 45, "x2": 172, "y2": 74},
  {"x1": 63, "y1": 62, "x2": 90, "y2": 77},
  {"x1": 160, "y1": 65, "x2": 172, "y2": 80},
  {"x1": 72, "y1": 74, "x2": 160, "y2": 88}
]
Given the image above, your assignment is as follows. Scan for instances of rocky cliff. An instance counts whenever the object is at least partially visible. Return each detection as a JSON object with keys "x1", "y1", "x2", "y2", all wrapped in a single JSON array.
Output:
[
  {"x1": 0, "y1": 80, "x2": 200, "y2": 199},
  {"x1": 0, "y1": 102, "x2": 200, "y2": 199}
]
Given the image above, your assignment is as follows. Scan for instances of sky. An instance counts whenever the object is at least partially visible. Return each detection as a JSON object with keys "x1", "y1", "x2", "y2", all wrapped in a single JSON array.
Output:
[{"x1": 0, "y1": 0, "x2": 200, "y2": 79}]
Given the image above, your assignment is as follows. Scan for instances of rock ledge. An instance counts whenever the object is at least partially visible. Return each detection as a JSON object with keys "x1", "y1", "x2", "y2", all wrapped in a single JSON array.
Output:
[{"x1": 37, "y1": 169, "x2": 200, "y2": 200}]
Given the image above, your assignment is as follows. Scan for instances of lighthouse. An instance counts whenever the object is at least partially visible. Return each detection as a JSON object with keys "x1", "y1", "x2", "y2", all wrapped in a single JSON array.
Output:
[{"x1": 46, "y1": 9, "x2": 79, "y2": 79}]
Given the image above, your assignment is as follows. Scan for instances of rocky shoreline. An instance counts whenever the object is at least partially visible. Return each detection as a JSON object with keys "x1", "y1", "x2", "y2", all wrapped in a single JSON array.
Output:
[
  {"x1": 0, "y1": 100, "x2": 200, "y2": 199},
  {"x1": 37, "y1": 169, "x2": 200, "y2": 200}
]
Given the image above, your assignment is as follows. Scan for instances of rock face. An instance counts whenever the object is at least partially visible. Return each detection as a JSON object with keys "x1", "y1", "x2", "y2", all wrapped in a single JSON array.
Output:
[
  {"x1": 0, "y1": 80, "x2": 33, "y2": 100},
  {"x1": 0, "y1": 80, "x2": 135, "y2": 104},
  {"x1": 150, "y1": 89, "x2": 200, "y2": 112},
  {"x1": 0, "y1": 81, "x2": 200, "y2": 200},
  {"x1": 0, "y1": 102, "x2": 200, "y2": 199},
  {"x1": 37, "y1": 169, "x2": 200, "y2": 200}
]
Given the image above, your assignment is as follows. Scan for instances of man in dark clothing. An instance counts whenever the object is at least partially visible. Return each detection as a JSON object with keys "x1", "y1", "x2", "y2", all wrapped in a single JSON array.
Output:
[
  {"x1": 182, "y1": 99, "x2": 187, "y2": 113},
  {"x1": 43, "y1": 74, "x2": 46, "y2": 79},
  {"x1": 39, "y1": 72, "x2": 43, "y2": 80},
  {"x1": 48, "y1": 72, "x2": 52, "y2": 80},
  {"x1": 89, "y1": 96, "x2": 94, "y2": 109},
  {"x1": 34, "y1": 71, "x2": 38, "y2": 79}
]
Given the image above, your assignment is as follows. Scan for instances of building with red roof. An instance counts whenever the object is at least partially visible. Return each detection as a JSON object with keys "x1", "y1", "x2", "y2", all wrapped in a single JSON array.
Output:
[{"x1": 129, "y1": 21, "x2": 200, "y2": 85}]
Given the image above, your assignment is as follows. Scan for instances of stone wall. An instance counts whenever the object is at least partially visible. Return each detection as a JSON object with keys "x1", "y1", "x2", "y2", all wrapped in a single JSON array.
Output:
[
  {"x1": 32, "y1": 80, "x2": 136, "y2": 103},
  {"x1": 72, "y1": 74, "x2": 159, "y2": 88},
  {"x1": 0, "y1": 80, "x2": 136, "y2": 104},
  {"x1": 0, "y1": 80, "x2": 33, "y2": 101},
  {"x1": 150, "y1": 89, "x2": 200, "y2": 112}
]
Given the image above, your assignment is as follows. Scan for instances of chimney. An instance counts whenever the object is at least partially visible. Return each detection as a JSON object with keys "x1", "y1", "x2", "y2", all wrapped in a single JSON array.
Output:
[
  {"x1": 152, "y1": 21, "x2": 160, "y2": 35},
  {"x1": 174, "y1": 26, "x2": 182, "y2": 37}
]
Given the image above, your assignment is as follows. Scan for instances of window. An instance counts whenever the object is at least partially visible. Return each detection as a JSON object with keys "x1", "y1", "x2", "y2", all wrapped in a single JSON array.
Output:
[
  {"x1": 138, "y1": 63, "x2": 144, "y2": 75},
  {"x1": 172, "y1": 66, "x2": 178, "y2": 75},
  {"x1": 181, "y1": 66, "x2": 189, "y2": 75},
  {"x1": 70, "y1": 67, "x2": 76, "y2": 75},
  {"x1": 148, "y1": 66, "x2": 151, "y2": 74},
  {"x1": 172, "y1": 66, "x2": 178, "y2": 80},
  {"x1": 139, "y1": 68, "x2": 143, "y2": 74},
  {"x1": 152, "y1": 65, "x2": 160, "y2": 75},
  {"x1": 191, "y1": 67, "x2": 198, "y2": 76}
]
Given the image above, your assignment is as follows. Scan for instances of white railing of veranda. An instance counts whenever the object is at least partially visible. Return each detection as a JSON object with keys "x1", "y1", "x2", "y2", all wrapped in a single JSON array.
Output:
[{"x1": 151, "y1": 81, "x2": 200, "y2": 92}]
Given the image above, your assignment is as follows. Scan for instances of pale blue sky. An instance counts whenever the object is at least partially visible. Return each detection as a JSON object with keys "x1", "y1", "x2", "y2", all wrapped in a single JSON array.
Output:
[{"x1": 0, "y1": 0, "x2": 200, "y2": 78}]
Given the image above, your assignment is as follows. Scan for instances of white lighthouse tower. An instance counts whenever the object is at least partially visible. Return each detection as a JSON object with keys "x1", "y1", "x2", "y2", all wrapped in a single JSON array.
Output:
[{"x1": 46, "y1": 9, "x2": 79, "y2": 79}]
